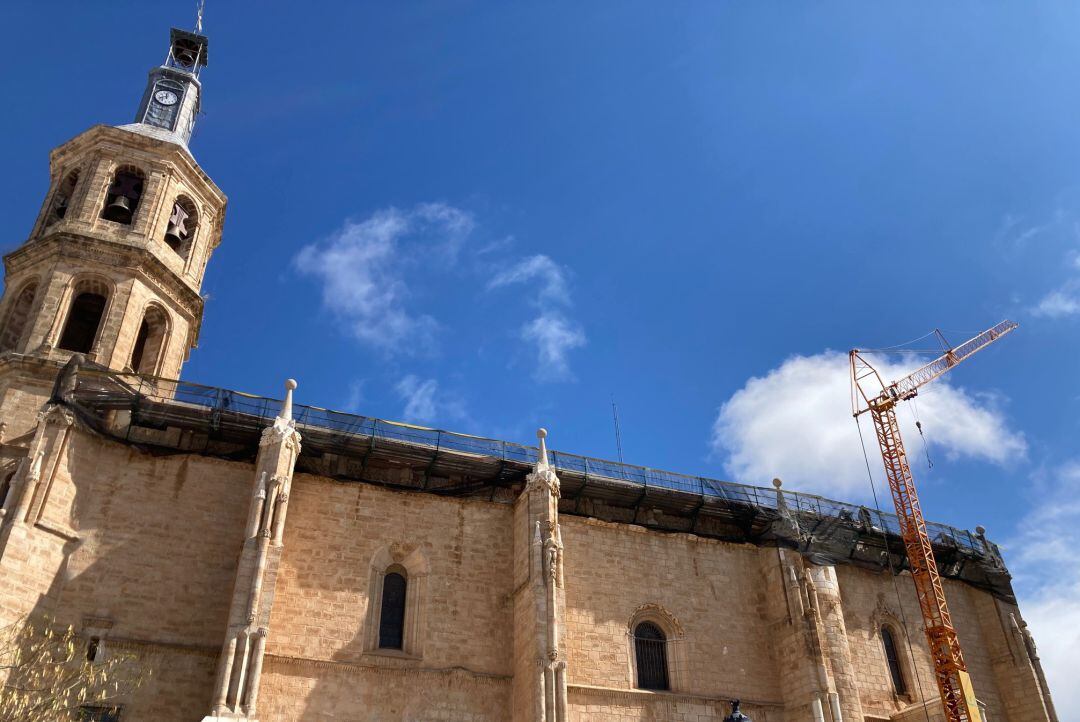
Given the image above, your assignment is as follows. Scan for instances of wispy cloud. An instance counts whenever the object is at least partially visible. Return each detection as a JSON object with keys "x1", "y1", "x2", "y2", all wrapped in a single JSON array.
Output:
[
  {"x1": 1007, "y1": 462, "x2": 1080, "y2": 721},
  {"x1": 999, "y1": 195, "x2": 1080, "y2": 321},
  {"x1": 489, "y1": 254, "x2": 571, "y2": 305},
  {"x1": 294, "y1": 203, "x2": 474, "y2": 354},
  {"x1": 488, "y1": 254, "x2": 586, "y2": 381},
  {"x1": 1031, "y1": 253, "x2": 1080, "y2": 319},
  {"x1": 522, "y1": 313, "x2": 587, "y2": 381},
  {"x1": 1032, "y1": 285, "x2": 1080, "y2": 319},
  {"x1": 394, "y1": 374, "x2": 468, "y2": 425},
  {"x1": 343, "y1": 379, "x2": 365, "y2": 413},
  {"x1": 710, "y1": 351, "x2": 1026, "y2": 497}
]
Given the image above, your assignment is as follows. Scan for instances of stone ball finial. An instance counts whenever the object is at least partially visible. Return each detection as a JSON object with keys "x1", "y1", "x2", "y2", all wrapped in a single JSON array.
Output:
[
  {"x1": 277, "y1": 379, "x2": 298, "y2": 424},
  {"x1": 975, "y1": 525, "x2": 986, "y2": 536},
  {"x1": 537, "y1": 428, "x2": 548, "y2": 440},
  {"x1": 772, "y1": 477, "x2": 783, "y2": 489}
]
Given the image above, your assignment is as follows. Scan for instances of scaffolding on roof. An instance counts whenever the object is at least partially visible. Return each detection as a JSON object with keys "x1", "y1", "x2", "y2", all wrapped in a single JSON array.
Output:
[{"x1": 59, "y1": 365, "x2": 1015, "y2": 602}]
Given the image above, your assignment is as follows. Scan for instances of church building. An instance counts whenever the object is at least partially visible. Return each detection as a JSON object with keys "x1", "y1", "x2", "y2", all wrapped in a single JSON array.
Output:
[{"x1": 0, "y1": 20, "x2": 1059, "y2": 722}]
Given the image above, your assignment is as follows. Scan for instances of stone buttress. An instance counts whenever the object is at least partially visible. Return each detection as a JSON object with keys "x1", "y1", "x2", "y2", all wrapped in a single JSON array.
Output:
[
  {"x1": 762, "y1": 545, "x2": 864, "y2": 722},
  {"x1": 512, "y1": 429, "x2": 568, "y2": 722},
  {"x1": 203, "y1": 381, "x2": 300, "y2": 722},
  {"x1": 0, "y1": 402, "x2": 78, "y2": 618}
]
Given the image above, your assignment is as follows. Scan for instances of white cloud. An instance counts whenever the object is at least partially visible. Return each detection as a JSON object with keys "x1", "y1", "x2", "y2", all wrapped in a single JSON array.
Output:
[
  {"x1": 294, "y1": 204, "x2": 474, "y2": 353},
  {"x1": 1007, "y1": 462, "x2": 1080, "y2": 721},
  {"x1": 522, "y1": 312, "x2": 587, "y2": 381},
  {"x1": 488, "y1": 254, "x2": 571, "y2": 305},
  {"x1": 1031, "y1": 286, "x2": 1080, "y2": 319},
  {"x1": 394, "y1": 374, "x2": 467, "y2": 425},
  {"x1": 1001, "y1": 198, "x2": 1080, "y2": 322},
  {"x1": 487, "y1": 254, "x2": 586, "y2": 380},
  {"x1": 710, "y1": 351, "x2": 1026, "y2": 497},
  {"x1": 343, "y1": 379, "x2": 365, "y2": 413}
]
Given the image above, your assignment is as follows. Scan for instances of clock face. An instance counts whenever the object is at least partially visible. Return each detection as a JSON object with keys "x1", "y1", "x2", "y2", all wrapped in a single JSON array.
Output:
[{"x1": 154, "y1": 89, "x2": 179, "y2": 106}]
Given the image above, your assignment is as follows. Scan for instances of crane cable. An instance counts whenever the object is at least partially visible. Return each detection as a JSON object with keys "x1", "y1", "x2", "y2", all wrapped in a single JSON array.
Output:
[
  {"x1": 855, "y1": 415, "x2": 934, "y2": 722},
  {"x1": 864, "y1": 329, "x2": 940, "y2": 352},
  {"x1": 910, "y1": 396, "x2": 934, "y2": 470}
]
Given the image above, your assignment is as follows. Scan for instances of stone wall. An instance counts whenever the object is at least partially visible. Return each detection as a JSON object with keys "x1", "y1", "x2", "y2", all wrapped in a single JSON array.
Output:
[
  {"x1": 262, "y1": 473, "x2": 516, "y2": 719},
  {"x1": 561, "y1": 515, "x2": 783, "y2": 704},
  {"x1": 0, "y1": 418, "x2": 1056, "y2": 722},
  {"x1": 0, "y1": 418, "x2": 250, "y2": 718},
  {"x1": 836, "y1": 563, "x2": 1011, "y2": 721},
  {"x1": 257, "y1": 660, "x2": 511, "y2": 722}
]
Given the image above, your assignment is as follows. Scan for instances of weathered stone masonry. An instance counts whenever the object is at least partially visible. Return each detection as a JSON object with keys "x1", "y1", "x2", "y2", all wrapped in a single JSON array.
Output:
[{"x1": 0, "y1": 17, "x2": 1060, "y2": 722}]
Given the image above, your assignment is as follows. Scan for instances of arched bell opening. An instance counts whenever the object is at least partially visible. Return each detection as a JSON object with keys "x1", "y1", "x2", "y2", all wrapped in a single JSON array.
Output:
[
  {"x1": 47, "y1": 170, "x2": 80, "y2": 226},
  {"x1": 164, "y1": 196, "x2": 198, "y2": 258},
  {"x1": 0, "y1": 470, "x2": 16, "y2": 513},
  {"x1": 130, "y1": 304, "x2": 169, "y2": 376},
  {"x1": 0, "y1": 280, "x2": 40, "y2": 353},
  {"x1": 58, "y1": 278, "x2": 111, "y2": 355},
  {"x1": 100, "y1": 165, "x2": 145, "y2": 225}
]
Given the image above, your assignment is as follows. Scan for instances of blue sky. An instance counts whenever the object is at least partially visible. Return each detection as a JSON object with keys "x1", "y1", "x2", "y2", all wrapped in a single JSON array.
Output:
[{"x1": 3, "y1": 1, "x2": 1079, "y2": 712}]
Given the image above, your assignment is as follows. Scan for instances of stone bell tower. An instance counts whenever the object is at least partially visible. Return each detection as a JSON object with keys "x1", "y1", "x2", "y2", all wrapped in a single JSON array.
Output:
[{"x1": 0, "y1": 24, "x2": 225, "y2": 430}]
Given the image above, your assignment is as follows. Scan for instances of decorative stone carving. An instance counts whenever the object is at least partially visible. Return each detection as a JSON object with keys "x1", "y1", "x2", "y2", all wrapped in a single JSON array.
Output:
[
  {"x1": 545, "y1": 544, "x2": 558, "y2": 582},
  {"x1": 629, "y1": 602, "x2": 685, "y2": 637}
]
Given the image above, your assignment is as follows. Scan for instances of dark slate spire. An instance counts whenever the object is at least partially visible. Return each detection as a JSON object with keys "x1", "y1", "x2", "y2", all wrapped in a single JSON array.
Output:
[{"x1": 120, "y1": 27, "x2": 209, "y2": 147}]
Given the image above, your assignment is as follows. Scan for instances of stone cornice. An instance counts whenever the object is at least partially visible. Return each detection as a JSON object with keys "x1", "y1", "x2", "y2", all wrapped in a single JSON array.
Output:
[
  {"x1": 567, "y1": 683, "x2": 783, "y2": 709},
  {"x1": 49, "y1": 124, "x2": 226, "y2": 210},
  {"x1": 3, "y1": 233, "x2": 205, "y2": 345}
]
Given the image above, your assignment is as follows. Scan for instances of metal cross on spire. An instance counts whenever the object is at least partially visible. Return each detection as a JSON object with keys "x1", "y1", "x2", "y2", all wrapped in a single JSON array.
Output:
[{"x1": 195, "y1": 0, "x2": 206, "y2": 34}]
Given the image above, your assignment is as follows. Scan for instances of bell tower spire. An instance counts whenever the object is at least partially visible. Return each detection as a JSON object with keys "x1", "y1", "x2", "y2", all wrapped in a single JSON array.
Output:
[{"x1": 124, "y1": 26, "x2": 209, "y2": 146}]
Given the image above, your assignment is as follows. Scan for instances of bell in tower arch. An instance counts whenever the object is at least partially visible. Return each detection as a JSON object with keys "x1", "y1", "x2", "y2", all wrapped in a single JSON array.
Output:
[
  {"x1": 101, "y1": 169, "x2": 144, "y2": 225},
  {"x1": 164, "y1": 202, "x2": 190, "y2": 252},
  {"x1": 103, "y1": 195, "x2": 132, "y2": 224}
]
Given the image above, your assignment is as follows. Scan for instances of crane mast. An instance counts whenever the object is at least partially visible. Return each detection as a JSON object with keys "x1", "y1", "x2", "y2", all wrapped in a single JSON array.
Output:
[{"x1": 850, "y1": 320, "x2": 1017, "y2": 722}]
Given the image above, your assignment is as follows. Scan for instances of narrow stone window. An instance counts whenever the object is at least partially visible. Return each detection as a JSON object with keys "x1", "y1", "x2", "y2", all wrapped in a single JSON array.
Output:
[
  {"x1": 86, "y1": 636, "x2": 101, "y2": 663},
  {"x1": 164, "y1": 196, "x2": 198, "y2": 258},
  {"x1": 101, "y1": 166, "x2": 145, "y2": 225},
  {"x1": 881, "y1": 625, "x2": 907, "y2": 695},
  {"x1": 365, "y1": 549, "x2": 428, "y2": 658},
  {"x1": 378, "y1": 570, "x2": 407, "y2": 650},
  {"x1": 48, "y1": 170, "x2": 80, "y2": 224},
  {"x1": 59, "y1": 280, "x2": 110, "y2": 354},
  {"x1": 130, "y1": 305, "x2": 168, "y2": 375},
  {"x1": 0, "y1": 281, "x2": 40, "y2": 353},
  {"x1": 634, "y1": 621, "x2": 670, "y2": 691}
]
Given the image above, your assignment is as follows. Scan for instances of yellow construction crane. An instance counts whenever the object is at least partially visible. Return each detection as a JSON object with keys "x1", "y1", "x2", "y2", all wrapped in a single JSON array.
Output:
[{"x1": 849, "y1": 320, "x2": 1018, "y2": 722}]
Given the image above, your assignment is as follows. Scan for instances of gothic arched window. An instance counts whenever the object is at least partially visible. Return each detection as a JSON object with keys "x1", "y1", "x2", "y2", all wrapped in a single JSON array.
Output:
[
  {"x1": 164, "y1": 196, "x2": 198, "y2": 258},
  {"x1": 48, "y1": 170, "x2": 80, "y2": 225},
  {"x1": 130, "y1": 304, "x2": 169, "y2": 375},
  {"x1": 634, "y1": 621, "x2": 670, "y2": 691},
  {"x1": 101, "y1": 166, "x2": 145, "y2": 225},
  {"x1": 0, "y1": 281, "x2": 40, "y2": 353},
  {"x1": 378, "y1": 570, "x2": 407, "y2": 650},
  {"x1": 59, "y1": 279, "x2": 110, "y2": 354},
  {"x1": 881, "y1": 625, "x2": 907, "y2": 695}
]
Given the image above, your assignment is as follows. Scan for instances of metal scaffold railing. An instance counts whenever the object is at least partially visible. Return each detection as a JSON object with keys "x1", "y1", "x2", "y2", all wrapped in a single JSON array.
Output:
[{"x1": 68, "y1": 367, "x2": 996, "y2": 560}]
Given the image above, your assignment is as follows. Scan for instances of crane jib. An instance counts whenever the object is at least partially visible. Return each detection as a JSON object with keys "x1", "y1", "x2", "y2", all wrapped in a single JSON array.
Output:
[{"x1": 849, "y1": 319, "x2": 1017, "y2": 722}]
